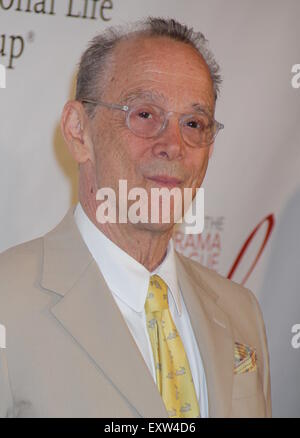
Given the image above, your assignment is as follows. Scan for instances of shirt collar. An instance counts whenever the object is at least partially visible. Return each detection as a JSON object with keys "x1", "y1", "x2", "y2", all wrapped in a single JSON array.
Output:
[{"x1": 74, "y1": 202, "x2": 182, "y2": 316}]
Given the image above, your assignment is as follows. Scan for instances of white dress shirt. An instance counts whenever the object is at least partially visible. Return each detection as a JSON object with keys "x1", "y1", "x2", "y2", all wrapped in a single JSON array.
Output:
[{"x1": 74, "y1": 202, "x2": 209, "y2": 417}]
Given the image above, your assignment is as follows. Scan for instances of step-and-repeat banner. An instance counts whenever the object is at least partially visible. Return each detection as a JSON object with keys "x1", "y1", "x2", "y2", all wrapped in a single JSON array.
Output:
[{"x1": 1, "y1": 0, "x2": 300, "y2": 417}]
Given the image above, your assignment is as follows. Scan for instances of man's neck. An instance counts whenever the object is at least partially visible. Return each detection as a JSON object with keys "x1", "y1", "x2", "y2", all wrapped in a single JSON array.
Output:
[{"x1": 79, "y1": 200, "x2": 173, "y2": 272}]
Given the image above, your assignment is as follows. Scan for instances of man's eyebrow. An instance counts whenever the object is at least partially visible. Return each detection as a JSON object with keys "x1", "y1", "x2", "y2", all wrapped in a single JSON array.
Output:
[
  {"x1": 120, "y1": 89, "x2": 167, "y2": 104},
  {"x1": 191, "y1": 103, "x2": 213, "y2": 117},
  {"x1": 119, "y1": 90, "x2": 213, "y2": 115}
]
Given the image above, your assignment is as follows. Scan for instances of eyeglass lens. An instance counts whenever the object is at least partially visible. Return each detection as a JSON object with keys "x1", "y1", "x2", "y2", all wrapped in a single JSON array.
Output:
[{"x1": 127, "y1": 103, "x2": 215, "y2": 146}]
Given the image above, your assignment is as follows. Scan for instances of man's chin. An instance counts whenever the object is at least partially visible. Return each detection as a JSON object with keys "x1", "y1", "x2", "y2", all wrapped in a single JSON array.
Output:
[{"x1": 131, "y1": 220, "x2": 176, "y2": 234}]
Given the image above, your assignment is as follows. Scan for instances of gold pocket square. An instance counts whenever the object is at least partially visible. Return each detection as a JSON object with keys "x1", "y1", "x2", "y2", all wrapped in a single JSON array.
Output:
[{"x1": 234, "y1": 342, "x2": 257, "y2": 374}]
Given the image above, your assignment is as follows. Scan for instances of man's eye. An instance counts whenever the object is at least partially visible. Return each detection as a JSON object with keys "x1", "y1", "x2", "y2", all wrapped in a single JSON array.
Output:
[
  {"x1": 186, "y1": 120, "x2": 204, "y2": 129},
  {"x1": 138, "y1": 111, "x2": 152, "y2": 119}
]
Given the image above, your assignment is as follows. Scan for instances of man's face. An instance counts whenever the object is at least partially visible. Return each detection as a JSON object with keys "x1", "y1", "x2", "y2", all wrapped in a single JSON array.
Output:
[{"x1": 88, "y1": 35, "x2": 215, "y2": 231}]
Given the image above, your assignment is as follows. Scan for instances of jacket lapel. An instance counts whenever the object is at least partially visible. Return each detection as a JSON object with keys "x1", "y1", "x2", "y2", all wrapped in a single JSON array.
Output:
[
  {"x1": 175, "y1": 253, "x2": 234, "y2": 418},
  {"x1": 40, "y1": 207, "x2": 168, "y2": 418}
]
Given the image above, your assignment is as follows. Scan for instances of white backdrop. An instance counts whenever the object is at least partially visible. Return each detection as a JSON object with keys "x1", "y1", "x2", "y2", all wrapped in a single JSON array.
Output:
[{"x1": 1, "y1": 0, "x2": 300, "y2": 417}]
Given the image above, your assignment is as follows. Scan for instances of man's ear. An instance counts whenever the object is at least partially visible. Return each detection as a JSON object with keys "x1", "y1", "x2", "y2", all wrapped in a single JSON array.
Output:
[
  {"x1": 208, "y1": 143, "x2": 214, "y2": 159},
  {"x1": 60, "y1": 100, "x2": 94, "y2": 164}
]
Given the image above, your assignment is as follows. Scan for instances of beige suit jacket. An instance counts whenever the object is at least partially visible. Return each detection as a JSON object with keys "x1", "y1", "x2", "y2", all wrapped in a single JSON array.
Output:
[{"x1": 0, "y1": 206, "x2": 271, "y2": 417}]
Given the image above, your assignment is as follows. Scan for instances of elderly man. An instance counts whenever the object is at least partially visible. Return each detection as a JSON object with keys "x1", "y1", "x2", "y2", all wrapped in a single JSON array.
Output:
[{"x1": 0, "y1": 17, "x2": 271, "y2": 418}]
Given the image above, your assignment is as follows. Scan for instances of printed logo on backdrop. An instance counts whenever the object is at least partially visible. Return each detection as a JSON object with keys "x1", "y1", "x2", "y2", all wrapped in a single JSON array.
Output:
[
  {"x1": 0, "y1": 0, "x2": 114, "y2": 69},
  {"x1": 174, "y1": 216, "x2": 224, "y2": 271},
  {"x1": 174, "y1": 213, "x2": 275, "y2": 286}
]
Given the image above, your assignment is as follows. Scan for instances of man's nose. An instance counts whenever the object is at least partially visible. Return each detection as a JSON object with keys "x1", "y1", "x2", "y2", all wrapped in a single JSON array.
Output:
[{"x1": 151, "y1": 116, "x2": 185, "y2": 161}]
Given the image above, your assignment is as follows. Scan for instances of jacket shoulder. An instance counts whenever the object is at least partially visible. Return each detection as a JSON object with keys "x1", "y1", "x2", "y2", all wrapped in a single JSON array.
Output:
[
  {"x1": 175, "y1": 250, "x2": 255, "y2": 307},
  {"x1": 0, "y1": 237, "x2": 43, "y2": 277},
  {"x1": 0, "y1": 237, "x2": 43, "y2": 311}
]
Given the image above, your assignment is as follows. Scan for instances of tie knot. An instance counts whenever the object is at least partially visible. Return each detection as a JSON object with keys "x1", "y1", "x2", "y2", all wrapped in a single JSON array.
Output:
[{"x1": 145, "y1": 274, "x2": 169, "y2": 313}]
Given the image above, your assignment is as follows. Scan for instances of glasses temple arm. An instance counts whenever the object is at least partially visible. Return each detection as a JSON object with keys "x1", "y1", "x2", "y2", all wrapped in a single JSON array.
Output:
[{"x1": 80, "y1": 99, "x2": 129, "y2": 112}]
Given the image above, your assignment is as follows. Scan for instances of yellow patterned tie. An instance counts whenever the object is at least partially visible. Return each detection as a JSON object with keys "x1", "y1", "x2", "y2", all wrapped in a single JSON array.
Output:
[{"x1": 145, "y1": 274, "x2": 200, "y2": 418}]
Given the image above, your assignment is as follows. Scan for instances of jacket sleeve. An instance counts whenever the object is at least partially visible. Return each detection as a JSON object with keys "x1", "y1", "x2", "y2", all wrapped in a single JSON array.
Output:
[
  {"x1": 248, "y1": 290, "x2": 272, "y2": 418},
  {"x1": 0, "y1": 348, "x2": 14, "y2": 418}
]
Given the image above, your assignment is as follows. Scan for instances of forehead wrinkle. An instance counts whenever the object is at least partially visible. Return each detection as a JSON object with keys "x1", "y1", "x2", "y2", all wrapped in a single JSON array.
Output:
[
  {"x1": 119, "y1": 88, "x2": 168, "y2": 105},
  {"x1": 141, "y1": 69, "x2": 210, "y2": 82},
  {"x1": 117, "y1": 87, "x2": 213, "y2": 116},
  {"x1": 116, "y1": 68, "x2": 214, "y2": 108}
]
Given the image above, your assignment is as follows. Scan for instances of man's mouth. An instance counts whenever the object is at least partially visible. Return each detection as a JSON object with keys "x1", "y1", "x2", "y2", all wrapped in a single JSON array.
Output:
[{"x1": 145, "y1": 175, "x2": 183, "y2": 189}]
